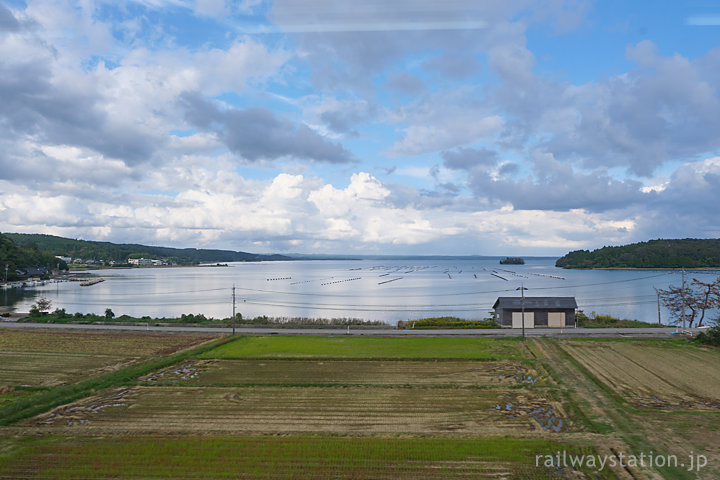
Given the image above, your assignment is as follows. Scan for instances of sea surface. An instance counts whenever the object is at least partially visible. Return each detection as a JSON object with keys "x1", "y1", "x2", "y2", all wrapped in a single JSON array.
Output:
[{"x1": 2, "y1": 258, "x2": 717, "y2": 324}]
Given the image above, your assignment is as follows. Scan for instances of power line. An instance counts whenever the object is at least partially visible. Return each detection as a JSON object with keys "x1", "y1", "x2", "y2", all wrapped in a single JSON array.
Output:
[
  {"x1": 239, "y1": 299, "x2": 490, "y2": 313},
  {"x1": 529, "y1": 272, "x2": 673, "y2": 291},
  {"x1": 71, "y1": 287, "x2": 229, "y2": 297},
  {"x1": 116, "y1": 271, "x2": 672, "y2": 299}
]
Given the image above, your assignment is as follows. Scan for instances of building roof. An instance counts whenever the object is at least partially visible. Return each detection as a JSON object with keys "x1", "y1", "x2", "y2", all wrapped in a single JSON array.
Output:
[
  {"x1": 493, "y1": 297, "x2": 577, "y2": 310},
  {"x1": 15, "y1": 267, "x2": 49, "y2": 278}
]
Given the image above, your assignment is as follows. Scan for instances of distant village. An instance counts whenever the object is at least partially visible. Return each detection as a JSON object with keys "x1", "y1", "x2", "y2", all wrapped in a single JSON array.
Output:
[
  {"x1": 9, "y1": 257, "x2": 171, "y2": 283},
  {"x1": 53, "y1": 256, "x2": 171, "y2": 267}
]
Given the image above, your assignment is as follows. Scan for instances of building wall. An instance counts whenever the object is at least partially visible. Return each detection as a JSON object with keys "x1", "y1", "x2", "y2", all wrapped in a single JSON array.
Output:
[{"x1": 499, "y1": 308, "x2": 575, "y2": 327}]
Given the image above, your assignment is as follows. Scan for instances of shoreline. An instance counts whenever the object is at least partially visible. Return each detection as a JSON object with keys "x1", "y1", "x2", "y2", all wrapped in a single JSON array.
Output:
[{"x1": 559, "y1": 266, "x2": 720, "y2": 271}]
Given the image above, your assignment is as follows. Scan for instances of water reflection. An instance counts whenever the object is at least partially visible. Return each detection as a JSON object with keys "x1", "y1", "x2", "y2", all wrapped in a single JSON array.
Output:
[{"x1": 1, "y1": 258, "x2": 715, "y2": 324}]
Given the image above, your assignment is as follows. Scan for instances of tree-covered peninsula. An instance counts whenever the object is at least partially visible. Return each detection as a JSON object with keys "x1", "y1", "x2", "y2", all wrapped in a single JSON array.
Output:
[
  {"x1": 4, "y1": 233, "x2": 290, "y2": 266},
  {"x1": 0, "y1": 233, "x2": 68, "y2": 280},
  {"x1": 556, "y1": 239, "x2": 720, "y2": 269}
]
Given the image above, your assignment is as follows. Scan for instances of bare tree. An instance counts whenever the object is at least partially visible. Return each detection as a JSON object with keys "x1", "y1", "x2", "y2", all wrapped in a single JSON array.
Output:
[
  {"x1": 659, "y1": 285, "x2": 697, "y2": 327},
  {"x1": 658, "y1": 277, "x2": 720, "y2": 327},
  {"x1": 691, "y1": 278, "x2": 720, "y2": 327}
]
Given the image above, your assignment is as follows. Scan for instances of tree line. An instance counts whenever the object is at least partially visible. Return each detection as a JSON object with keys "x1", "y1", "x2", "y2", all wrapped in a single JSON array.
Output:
[
  {"x1": 4, "y1": 233, "x2": 290, "y2": 265},
  {"x1": 0, "y1": 234, "x2": 68, "y2": 281}
]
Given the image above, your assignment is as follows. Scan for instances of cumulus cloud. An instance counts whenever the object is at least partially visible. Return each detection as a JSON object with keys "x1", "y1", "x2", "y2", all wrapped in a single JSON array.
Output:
[
  {"x1": 442, "y1": 148, "x2": 498, "y2": 170},
  {"x1": 3, "y1": 0, "x2": 720, "y2": 256},
  {"x1": 384, "y1": 72, "x2": 426, "y2": 96},
  {"x1": 386, "y1": 89, "x2": 504, "y2": 156},
  {"x1": 486, "y1": 38, "x2": 720, "y2": 176},
  {"x1": 180, "y1": 93, "x2": 355, "y2": 163},
  {"x1": 423, "y1": 53, "x2": 482, "y2": 79},
  {"x1": 0, "y1": 3, "x2": 20, "y2": 32},
  {"x1": 314, "y1": 98, "x2": 376, "y2": 134},
  {"x1": 464, "y1": 152, "x2": 649, "y2": 212},
  {"x1": 269, "y1": 0, "x2": 543, "y2": 93}
]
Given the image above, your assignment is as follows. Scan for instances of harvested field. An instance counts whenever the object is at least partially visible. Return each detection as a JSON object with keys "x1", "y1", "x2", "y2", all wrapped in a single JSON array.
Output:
[
  {"x1": 561, "y1": 340, "x2": 720, "y2": 409},
  {"x1": 0, "y1": 351, "x2": 131, "y2": 386},
  {"x1": 141, "y1": 359, "x2": 542, "y2": 387},
  {"x1": 0, "y1": 435, "x2": 604, "y2": 479},
  {"x1": 30, "y1": 385, "x2": 567, "y2": 435},
  {"x1": 11, "y1": 334, "x2": 714, "y2": 479},
  {"x1": 0, "y1": 329, "x2": 218, "y2": 356},
  {"x1": 201, "y1": 336, "x2": 527, "y2": 360}
]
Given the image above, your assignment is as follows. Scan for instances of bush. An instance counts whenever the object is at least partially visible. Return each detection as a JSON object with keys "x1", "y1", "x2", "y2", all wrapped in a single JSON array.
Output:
[
  {"x1": 236, "y1": 316, "x2": 383, "y2": 326},
  {"x1": 576, "y1": 311, "x2": 660, "y2": 328},
  {"x1": 397, "y1": 317, "x2": 500, "y2": 329},
  {"x1": 695, "y1": 326, "x2": 720, "y2": 347},
  {"x1": 28, "y1": 297, "x2": 52, "y2": 317},
  {"x1": 180, "y1": 313, "x2": 208, "y2": 323}
]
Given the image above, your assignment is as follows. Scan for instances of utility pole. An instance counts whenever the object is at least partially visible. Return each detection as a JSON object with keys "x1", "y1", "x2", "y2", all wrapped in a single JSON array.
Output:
[
  {"x1": 516, "y1": 283, "x2": 528, "y2": 341},
  {"x1": 232, "y1": 284, "x2": 236, "y2": 336},
  {"x1": 681, "y1": 268, "x2": 686, "y2": 329},
  {"x1": 655, "y1": 288, "x2": 661, "y2": 326}
]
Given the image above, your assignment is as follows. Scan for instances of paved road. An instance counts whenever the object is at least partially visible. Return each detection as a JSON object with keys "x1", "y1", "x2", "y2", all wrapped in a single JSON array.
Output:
[{"x1": 0, "y1": 321, "x2": 698, "y2": 338}]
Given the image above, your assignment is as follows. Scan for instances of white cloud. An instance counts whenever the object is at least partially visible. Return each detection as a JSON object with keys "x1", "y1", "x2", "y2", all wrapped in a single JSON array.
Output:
[
  {"x1": 2, "y1": 1, "x2": 720, "y2": 256},
  {"x1": 388, "y1": 115, "x2": 503, "y2": 157}
]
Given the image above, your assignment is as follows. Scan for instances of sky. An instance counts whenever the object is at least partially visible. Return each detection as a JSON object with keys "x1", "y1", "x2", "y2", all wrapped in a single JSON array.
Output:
[{"x1": 0, "y1": 0, "x2": 719, "y2": 256}]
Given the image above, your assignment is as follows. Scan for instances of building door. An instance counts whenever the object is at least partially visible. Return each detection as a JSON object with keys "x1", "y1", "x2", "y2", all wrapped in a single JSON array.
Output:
[
  {"x1": 548, "y1": 312, "x2": 565, "y2": 328},
  {"x1": 511, "y1": 312, "x2": 534, "y2": 329}
]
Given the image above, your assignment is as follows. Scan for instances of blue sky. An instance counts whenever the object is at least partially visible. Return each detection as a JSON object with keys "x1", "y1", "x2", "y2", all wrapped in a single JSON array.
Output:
[{"x1": 0, "y1": 0, "x2": 719, "y2": 255}]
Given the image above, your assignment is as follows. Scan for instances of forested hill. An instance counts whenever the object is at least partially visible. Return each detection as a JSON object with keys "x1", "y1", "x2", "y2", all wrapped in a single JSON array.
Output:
[
  {"x1": 0, "y1": 234, "x2": 69, "y2": 280},
  {"x1": 556, "y1": 239, "x2": 720, "y2": 269},
  {"x1": 4, "y1": 233, "x2": 290, "y2": 264}
]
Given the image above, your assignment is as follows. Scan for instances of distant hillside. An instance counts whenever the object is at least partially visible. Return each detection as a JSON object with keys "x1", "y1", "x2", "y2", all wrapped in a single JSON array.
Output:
[
  {"x1": 5, "y1": 233, "x2": 291, "y2": 265},
  {"x1": 556, "y1": 239, "x2": 720, "y2": 269},
  {"x1": 0, "y1": 234, "x2": 68, "y2": 280}
]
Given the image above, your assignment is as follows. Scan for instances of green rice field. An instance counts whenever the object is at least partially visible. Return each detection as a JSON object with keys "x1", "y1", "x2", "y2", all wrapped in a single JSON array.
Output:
[
  {"x1": 0, "y1": 435, "x2": 601, "y2": 479},
  {"x1": 200, "y1": 335, "x2": 526, "y2": 360}
]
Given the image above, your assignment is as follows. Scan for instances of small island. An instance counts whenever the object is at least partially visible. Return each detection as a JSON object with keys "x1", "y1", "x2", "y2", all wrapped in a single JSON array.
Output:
[
  {"x1": 499, "y1": 257, "x2": 525, "y2": 265},
  {"x1": 556, "y1": 238, "x2": 720, "y2": 269}
]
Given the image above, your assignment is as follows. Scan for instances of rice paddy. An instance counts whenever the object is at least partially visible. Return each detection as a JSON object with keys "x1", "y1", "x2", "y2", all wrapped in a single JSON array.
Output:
[
  {"x1": 560, "y1": 339, "x2": 720, "y2": 409},
  {"x1": 201, "y1": 335, "x2": 526, "y2": 360},
  {"x1": 140, "y1": 359, "x2": 542, "y2": 386},
  {"x1": 0, "y1": 435, "x2": 600, "y2": 479},
  {"x1": 0, "y1": 351, "x2": 133, "y2": 386},
  {"x1": 2, "y1": 331, "x2": 719, "y2": 478},
  {"x1": 30, "y1": 385, "x2": 567, "y2": 435},
  {"x1": 0, "y1": 329, "x2": 219, "y2": 418},
  {"x1": 0, "y1": 329, "x2": 218, "y2": 356}
]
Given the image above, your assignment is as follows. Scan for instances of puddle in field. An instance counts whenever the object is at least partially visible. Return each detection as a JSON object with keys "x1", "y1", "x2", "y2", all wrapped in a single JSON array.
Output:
[
  {"x1": 142, "y1": 361, "x2": 208, "y2": 383},
  {"x1": 488, "y1": 364, "x2": 539, "y2": 385},
  {"x1": 491, "y1": 393, "x2": 566, "y2": 432},
  {"x1": 36, "y1": 388, "x2": 136, "y2": 426}
]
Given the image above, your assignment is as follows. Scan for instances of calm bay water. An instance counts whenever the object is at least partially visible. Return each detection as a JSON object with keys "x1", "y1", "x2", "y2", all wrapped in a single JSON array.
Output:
[{"x1": 2, "y1": 258, "x2": 717, "y2": 324}]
